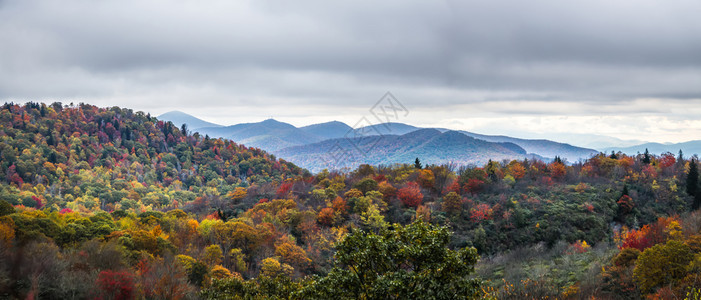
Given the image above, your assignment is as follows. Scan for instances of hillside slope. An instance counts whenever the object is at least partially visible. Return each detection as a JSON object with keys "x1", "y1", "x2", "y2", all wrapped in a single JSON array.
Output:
[{"x1": 0, "y1": 102, "x2": 304, "y2": 211}]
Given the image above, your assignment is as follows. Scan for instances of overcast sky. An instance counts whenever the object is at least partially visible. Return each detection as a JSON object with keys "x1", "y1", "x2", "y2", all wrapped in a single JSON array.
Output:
[{"x1": 1, "y1": 0, "x2": 700, "y2": 143}]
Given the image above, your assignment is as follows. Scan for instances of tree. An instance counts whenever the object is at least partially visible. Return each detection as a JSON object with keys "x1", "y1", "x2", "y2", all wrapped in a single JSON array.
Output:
[
  {"x1": 617, "y1": 195, "x2": 634, "y2": 221},
  {"x1": 0, "y1": 200, "x2": 14, "y2": 216},
  {"x1": 642, "y1": 148, "x2": 651, "y2": 165},
  {"x1": 354, "y1": 178, "x2": 378, "y2": 194},
  {"x1": 397, "y1": 182, "x2": 423, "y2": 207},
  {"x1": 180, "y1": 123, "x2": 188, "y2": 136},
  {"x1": 688, "y1": 158, "x2": 699, "y2": 209},
  {"x1": 633, "y1": 240, "x2": 693, "y2": 293},
  {"x1": 203, "y1": 244, "x2": 224, "y2": 267},
  {"x1": 414, "y1": 157, "x2": 422, "y2": 169},
  {"x1": 418, "y1": 169, "x2": 435, "y2": 189},
  {"x1": 226, "y1": 187, "x2": 247, "y2": 203},
  {"x1": 301, "y1": 220, "x2": 481, "y2": 299},
  {"x1": 96, "y1": 270, "x2": 134, "y2": 300},
  {"x1": 442, "y1": 192, "x2": 463, "y2": 216}
]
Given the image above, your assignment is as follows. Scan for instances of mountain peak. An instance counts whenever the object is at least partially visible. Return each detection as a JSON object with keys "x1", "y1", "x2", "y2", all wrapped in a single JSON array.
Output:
[{"x1": 157, "y1": 111, "x2": 222, "y2": 130}]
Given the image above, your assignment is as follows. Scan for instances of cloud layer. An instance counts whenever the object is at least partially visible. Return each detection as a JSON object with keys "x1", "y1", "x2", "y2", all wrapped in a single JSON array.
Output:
[{"x1": 1, "y1": 0, "x2": 700, "y2": 142}]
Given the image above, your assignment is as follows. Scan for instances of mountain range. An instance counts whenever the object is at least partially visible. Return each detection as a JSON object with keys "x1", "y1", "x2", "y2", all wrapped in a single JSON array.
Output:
[
  {"x1": 602, "y1": 140, "x2": 701, "y2": 157},
  {"x1": 160, "y1": 111, "x2": 657, "y2": 172},
  {"x1": 276, "y1": 129, "x2": 539, "y2": 172}
]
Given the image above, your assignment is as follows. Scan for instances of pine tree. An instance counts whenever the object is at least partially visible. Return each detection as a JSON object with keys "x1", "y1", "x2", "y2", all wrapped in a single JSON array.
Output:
[
  {"x1": 181, "y1": 123, "x2": 188, "y2": 136},
  {"x1": 688, "y1": 158, "x2": 699, "y2": 209},
  {"x1": 642, "y1": 148, "x2": 651, "y2": 164},
  {"x1": 414, "y1": 157, "x2": 422, "y2": 169}
]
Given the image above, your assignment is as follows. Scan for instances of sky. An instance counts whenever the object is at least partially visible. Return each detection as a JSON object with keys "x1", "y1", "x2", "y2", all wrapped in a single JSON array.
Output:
[{"x1": 1, "y1": 0, "x2": 700, "y2": 143}]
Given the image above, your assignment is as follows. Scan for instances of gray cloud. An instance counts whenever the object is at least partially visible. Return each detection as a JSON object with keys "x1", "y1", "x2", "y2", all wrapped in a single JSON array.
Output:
[{"x1": 1, "y1": 0, "x2": 700, "y2": 141}]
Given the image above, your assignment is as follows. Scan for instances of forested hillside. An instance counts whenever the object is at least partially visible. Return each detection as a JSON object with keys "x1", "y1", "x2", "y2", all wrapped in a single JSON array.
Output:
[
  {"x1": 0, "y1": 102, "x2": 304, "y2": 213},
  {"x1": 1, "y1": 103, "x2": 701, "y2": 299}
]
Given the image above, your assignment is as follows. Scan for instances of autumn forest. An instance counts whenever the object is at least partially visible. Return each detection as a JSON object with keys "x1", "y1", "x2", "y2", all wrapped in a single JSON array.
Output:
[{"x1": 2, "y1": 102, "x2": 701, "y2": 299}]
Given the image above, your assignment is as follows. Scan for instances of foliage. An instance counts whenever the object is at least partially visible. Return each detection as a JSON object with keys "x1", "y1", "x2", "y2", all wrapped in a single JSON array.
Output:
[
  {"x1": 1, "y1": 102, "x2": 700, "y2": 298},
  {"x1": 633, "y1": 240, "x2": 693, "y2": 293},
  {"x1": 300, "y1": 220, "x2": 481, "y2": 299}
]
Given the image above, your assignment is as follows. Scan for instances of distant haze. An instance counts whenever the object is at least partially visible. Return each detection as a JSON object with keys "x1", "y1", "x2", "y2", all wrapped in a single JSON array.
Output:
[{"x1": 1, "y1": 0, "x2": 700, "y2": 143}]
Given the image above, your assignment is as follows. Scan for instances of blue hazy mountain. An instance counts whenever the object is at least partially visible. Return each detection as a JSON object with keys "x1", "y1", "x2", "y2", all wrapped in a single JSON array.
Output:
[
  {"x1": 300, "y1": 121, "x2": 353, "y2": 140},
  {"x1": 156, "y1": 112, "x2": 600, "y2": 170},
  {"x1": 275, "y1": 129, "x2": 538, "y2": 172},
  {"x1": 603, "y1": 140, "x2": 701, "y2": 156},
  {"x1": 158, "y1": 111, "x2": 222, "y2": 130}
]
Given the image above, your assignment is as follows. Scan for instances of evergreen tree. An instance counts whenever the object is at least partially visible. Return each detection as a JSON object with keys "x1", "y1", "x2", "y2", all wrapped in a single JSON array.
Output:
[
  {"x1": 414, "y1": 157, "x2": 422, "y2": 169},
  {"x1": 610, "y1": 151, "x2": 618, "y2": 159},
  {"x1": 688, "y1": 158, "x2": 699, "y2": 209},
  {"x1": 642, "y1": 148, "x2": 651, "y2": 164},
  {"x1": 181, "y1": 123, "x2": 188, "y2": 136}
]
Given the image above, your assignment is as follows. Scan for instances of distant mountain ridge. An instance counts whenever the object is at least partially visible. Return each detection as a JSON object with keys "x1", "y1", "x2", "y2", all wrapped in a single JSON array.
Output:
[
  {"x1": 300, "y1": 121, "x2": 353, "y2": 140},
  {"x1": 456, "y1": 131, "x2": 598, "y2": 163},
  {"x1": 603, "y1": 140, "x2": 701, "y2": 156},
  {"x1": 276, "y1": 129, "x2": 537, "y2": 172},
  {"x1": 157, "y1": 111, "x2": 600, "y2": 171},
  {"x1": 197, "y1": 119, "x2": 323, "y2": 151}
]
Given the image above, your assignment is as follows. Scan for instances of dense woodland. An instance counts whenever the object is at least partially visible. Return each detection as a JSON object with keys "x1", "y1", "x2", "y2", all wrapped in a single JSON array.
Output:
[{"x1": 1, "y1": 102, "x2": 701, "y2": 299}]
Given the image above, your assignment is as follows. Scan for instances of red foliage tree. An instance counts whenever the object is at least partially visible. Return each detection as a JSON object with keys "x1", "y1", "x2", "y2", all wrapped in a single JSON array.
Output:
[
  {"x1": 444, "y1": 179, "x2": 460, "y2": 194},
  {"x1": 96, "y1": 270, "x2": 135, "y2": 300},
  {"x1": 276, "y1": 181, "x2": 293, "y2": 198},
  {"x1": 464, "y1": 179, "x2": 485, "y2": 194},
  {"x1": 620, "y1": 217, "x2": 676, "y2": 251},
  {"x1": 658, "y1": 152, "x2": 676, "y2": 169},
  {"x1": 397, "y1": 182, "x2": 423, "y2": 208},
  {"x1": 31, "y1": 196, "x2": 43, "y2": 209},
  {"x1": 470, "y1": 203, "x2": 492, "y2": 223}
]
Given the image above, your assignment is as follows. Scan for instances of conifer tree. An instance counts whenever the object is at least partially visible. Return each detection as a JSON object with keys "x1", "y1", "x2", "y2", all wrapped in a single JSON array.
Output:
[
  {"x1": 642, "y1": 148, "x2": 651, "y2": 164},
  {"x1": 688, "y1": 158, "x2": 699, "y2": 209},
  {"x1": 414, "y1": 157, "x2": 422, "y2": 169}
]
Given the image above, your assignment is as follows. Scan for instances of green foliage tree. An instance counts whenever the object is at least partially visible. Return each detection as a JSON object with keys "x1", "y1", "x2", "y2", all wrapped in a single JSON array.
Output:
[
  {"x1": 300, "y1": 220, "x2": 481, "y2": 299},
  {"x1": 414, "y1": 157, "x2": 422, "y2": 169},
  {"x1": 0, "y1": 199, "x2": 14, "y2": 216},
  {"x1": 354, "y1": 178, "x2": 378, "y2": 195}
]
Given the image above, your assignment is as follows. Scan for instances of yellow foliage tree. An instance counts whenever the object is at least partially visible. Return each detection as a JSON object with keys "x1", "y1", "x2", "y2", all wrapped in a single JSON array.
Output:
[
  {"x1": 226, "y1": 187, "x2": 247, "y2": 203},
  {"x1": 203, "y1": 244, "x2": 223, "y2": 267},
  {"x1": 633, "y1": 240, "x2": 693, "y2": 293}
]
